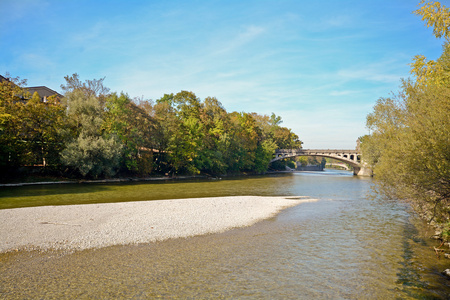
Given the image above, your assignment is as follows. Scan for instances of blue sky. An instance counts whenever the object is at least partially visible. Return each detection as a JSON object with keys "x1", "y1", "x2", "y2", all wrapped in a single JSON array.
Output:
[{"x1": 1, "y1": 0, "x2": 446, "y2": 149}]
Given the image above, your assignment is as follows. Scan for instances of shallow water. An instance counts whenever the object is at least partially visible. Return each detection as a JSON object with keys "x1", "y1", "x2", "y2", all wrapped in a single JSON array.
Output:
[{"x1": 1, "y1": 170, "x2": 449, "y2": 299}]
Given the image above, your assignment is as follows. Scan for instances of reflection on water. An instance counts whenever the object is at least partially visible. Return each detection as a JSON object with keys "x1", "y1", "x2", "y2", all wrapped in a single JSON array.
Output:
[
  {"x1": 0, "y1": 174, "x2": 299, "y2": 209},
  {"x1": 1, "y1": 170, "x2": 449, "y2": 298}
]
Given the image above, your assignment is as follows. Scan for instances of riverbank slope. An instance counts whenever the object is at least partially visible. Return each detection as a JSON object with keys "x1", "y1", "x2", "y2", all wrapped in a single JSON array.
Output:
[{"x1": 0, "y1": 196, "x2": 317, "y2": 253}]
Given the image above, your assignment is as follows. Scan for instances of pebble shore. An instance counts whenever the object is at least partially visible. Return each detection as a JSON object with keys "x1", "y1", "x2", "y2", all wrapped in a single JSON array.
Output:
[{"x1": 0, "y1": 196, "x2": 317, "y2": 253}]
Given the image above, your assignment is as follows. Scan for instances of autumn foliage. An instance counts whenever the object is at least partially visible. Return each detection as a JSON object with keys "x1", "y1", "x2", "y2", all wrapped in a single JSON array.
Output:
[
  {"x1": 361, "y1": 1, "x2": 450, "y2": 229},
  {"x1": 0, "y1": 74, "x2": 301, "y2": 179}
]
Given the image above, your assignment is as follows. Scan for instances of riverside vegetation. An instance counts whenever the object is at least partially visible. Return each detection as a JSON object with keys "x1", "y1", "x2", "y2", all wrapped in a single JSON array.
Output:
[
  {"x1": 0, "y1": 74, "x2": 301, "y2": 181},
  {"x1": 360, "y1": 1, "x2": 450, "y2": 245}
]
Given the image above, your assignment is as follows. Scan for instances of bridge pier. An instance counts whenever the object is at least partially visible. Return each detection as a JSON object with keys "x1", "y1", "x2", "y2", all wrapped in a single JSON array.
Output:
[{"x1": 352, "y1": 166, "x2": 372, "y2": 176}]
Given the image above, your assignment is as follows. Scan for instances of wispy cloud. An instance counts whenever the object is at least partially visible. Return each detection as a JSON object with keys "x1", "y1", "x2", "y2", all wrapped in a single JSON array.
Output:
[
  {"x1": 337, "y1": 68, "x2": 403, "y2": 84},
  {"x1": 328, "y1": 90, "x2": 360, "y2": 97},
  {"x1": 212, "y1": 25, "x2": 266, "y2": 56},
  {"x1": 19, "y1": 53, "x2": 55, "y2": 70},
  {"x1": 69, "y1": 22, "x2": 109, "y2": 46},
  {"x1": 2, "y1": 0, "x2": 438, "y2": 148}
]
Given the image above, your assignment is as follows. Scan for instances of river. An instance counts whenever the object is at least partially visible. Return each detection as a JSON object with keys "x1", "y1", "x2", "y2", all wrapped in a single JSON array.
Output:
[{"x1": 1, "y1": 170, "x2": 449, "y2": 299}]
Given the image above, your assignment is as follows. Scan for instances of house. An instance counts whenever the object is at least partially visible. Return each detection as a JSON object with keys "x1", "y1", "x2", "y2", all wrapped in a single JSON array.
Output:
[
  {"x1": 1, "y1": 74, "x2": 62, "y2": 102},
  {"x1": 25, "y1": 86, "x2": 63, "y2": 102}
]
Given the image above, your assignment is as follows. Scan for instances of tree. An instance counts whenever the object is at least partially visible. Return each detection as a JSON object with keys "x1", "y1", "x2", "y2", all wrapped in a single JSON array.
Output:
[
  {"x1": 0, "y1": 73, "x2": 26, "y2": 127},
  {"x1": 0, "y1": 74, "x2": 28, "y2": 167},
  {"x1": 411, "y1": 1, "x2": 450, "y2": 86},
  {"x1": 61, "y1": 73, "x2": 110, "y2": 98},
  {"x1": 415, "y1": 0, "x2": 450, "y2": 39},
  {"x1": 197, "y1": 97, "x2": 229, "y2": 174},
  {"x1": 155, "y1": 91, "x2": 204, "y2": 175},
  {"x1": 152, "y1": 97, "x2": 179, "y2": 174},
  {"x1": 0, "y1": 74, "x2": 66, "y2": 168},
  {"x1": 21, "y1": 92, "x2": 66, "y2": 166},
  {"x1": 60, "y1": 89, "x2": 122, "y2": 178},
  {"x1": 362, "y1": 1, "x2": 450, "y2": 227},
  {"x1": 103, "y1": 93, "x2": 156, "y2": 175},
  {"x1": 1, "y1": 71, "x2": 302, "y2": 178}
]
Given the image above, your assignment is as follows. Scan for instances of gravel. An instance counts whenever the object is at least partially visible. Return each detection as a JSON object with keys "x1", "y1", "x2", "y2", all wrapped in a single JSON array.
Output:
[{"x1": 0, "y1": 196, "x2": 317, "y2": 253}]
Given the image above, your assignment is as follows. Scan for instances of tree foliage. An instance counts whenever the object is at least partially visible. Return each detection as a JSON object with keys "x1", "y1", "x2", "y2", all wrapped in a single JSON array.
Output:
[
  {"x1": 415, "y1": 0, "x2": 450, "y2": 39},
  {"x1": 2, "y1": 73, "x2": 301, "y2": 179},
  {"x1": 103, "y1": 92, "x2": 156, "y2": 174},
  {"x1": 60, "y1": 73, "x2": 110, "y2": 98},
  {"x1": 151, "y1": 91, "x2": 301, "y2": 175},
  {"x1": 362, "y1": 0, "x2": 450, "y2": 227},
  {"x1": 60, "y1": 89, "x2": 123, "y2": 178},
  {"x1": 0, "y1": 74, "x2": 66, "y2": 168}
]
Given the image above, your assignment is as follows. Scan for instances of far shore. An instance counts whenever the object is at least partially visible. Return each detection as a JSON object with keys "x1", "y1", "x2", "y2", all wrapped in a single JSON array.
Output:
[
  {"x1": 0, "y1": 169, "x2": 330, "y2": 188},
  {"x1": 0, "y1": 171, "x2": 296, "y2": 187},
  {"x1": 0, "y1": 175, "x2": 208, "y2": 187},
  {"x1": 0, "y1": 196, "x2": 318, "y2": 253}
]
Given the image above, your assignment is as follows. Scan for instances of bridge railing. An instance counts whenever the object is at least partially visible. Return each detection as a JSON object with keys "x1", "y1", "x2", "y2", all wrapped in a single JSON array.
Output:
[
  {"x1": 272, "y1": 149, "x2": 361, "y2": 164},
  {"x1": 274, "y1": 149, "x2": 359, "y2": 154}
]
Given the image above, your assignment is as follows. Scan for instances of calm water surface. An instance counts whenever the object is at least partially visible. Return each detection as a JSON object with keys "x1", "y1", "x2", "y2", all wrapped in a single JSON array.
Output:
[{"x1": 1, "y1": 170, "x2": 450, "y2": 299}]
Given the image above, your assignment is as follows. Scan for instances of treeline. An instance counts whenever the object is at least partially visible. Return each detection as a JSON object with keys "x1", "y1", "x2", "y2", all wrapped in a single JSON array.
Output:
[
  {"x1": 360, "y1": 1, "x2": 450, "y2": 231},
  {"x1": 0, "y1": 74, "x2": 301, "y2": 179}
]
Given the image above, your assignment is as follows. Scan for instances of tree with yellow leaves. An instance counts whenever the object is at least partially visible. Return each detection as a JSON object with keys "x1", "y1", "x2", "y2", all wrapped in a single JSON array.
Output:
[{"x1": 361, "y1": 1, "x2": 450, "y2": 229}]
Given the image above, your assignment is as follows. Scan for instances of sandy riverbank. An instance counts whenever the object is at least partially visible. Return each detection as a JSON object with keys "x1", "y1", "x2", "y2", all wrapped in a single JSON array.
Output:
[{"x1": 0, "y1": 196, "x2": 317, "y2": 253}]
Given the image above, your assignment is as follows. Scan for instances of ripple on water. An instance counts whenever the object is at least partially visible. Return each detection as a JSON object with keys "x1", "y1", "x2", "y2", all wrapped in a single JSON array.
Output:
[{"x1": 1, "y1": 171, "x2": 449, "y2": 298}]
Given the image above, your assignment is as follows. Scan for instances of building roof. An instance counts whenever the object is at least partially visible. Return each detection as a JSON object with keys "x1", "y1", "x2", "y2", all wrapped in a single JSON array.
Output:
[
  {"x1": 1, "y1": 75, "x2": 63, "y2": 101},
  {"x1": 25, "y1": 86, "x2": 63, "y2": 99}
]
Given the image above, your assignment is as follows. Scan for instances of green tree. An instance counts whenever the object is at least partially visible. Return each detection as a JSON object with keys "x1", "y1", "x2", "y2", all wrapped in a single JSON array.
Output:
[
  {"x1": 362, "y1": 0, "x2": 450, "y2": 226},
  {"x1": 149, "y1": 91, "x2": 302, "y2": 176},
  {"x1": 104, "y1": 93, "x2": 156, "y2": 175},
  {"x1": 60, "y1": 89, "x2": 122, "y2": 178},
  {"x1": 0, "y1": 74, "x2": 66, "y2": 169},
  {"x1": 197, "y1": 97, "x2": 229, "y2": 174},
  {"x1": 152, "y1": 96, "x2": 179, "y2": 174},
  {"x1": 170, "y1": 91, "x2": 203, "y2": 174},
  {"x1": 21, "y1": 92, "x2": 66, "y2": 166},
  {"x1": 0, "y1": 74, "x2": 28, "y2": 167}
]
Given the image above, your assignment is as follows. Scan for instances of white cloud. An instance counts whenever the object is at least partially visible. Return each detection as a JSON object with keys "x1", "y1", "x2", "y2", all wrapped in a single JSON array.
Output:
[
  {"x1": 328, "y1": 90, "x2": 359, "y2": 96},
  {"x1": 337, "y1": 68, "x2": 402, "y2": 83},
  {"x1": 70, "y1": 22, "x2": 108, "y2": 46},
  {"x1": 277, "y1": 107, "x2": 368, "y2": 149},
  {"x1": 321, "y1": 15, "x2": 354, "y2": 29},
  {"x1": 336, "y1": 60, "x2": 407, "y2": 84},
  {"x1": 18, "y1": 53, "x2": 55, "y2": 70},
  {"x1": 212, "y1": 25, "x2": 266, "y2": 56}
]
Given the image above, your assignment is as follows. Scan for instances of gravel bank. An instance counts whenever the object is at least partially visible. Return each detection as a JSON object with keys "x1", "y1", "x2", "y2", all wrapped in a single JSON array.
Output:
[{"x1": 0, "y1": 196, "x2": 317, "y2": 253}]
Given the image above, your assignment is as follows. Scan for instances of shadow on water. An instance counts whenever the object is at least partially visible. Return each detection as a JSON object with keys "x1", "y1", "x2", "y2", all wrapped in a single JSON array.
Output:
[
  {"x1": 0, "y1": 183, "x2": 110, "y2": 197},
  {"x1": 396, "y1": 221, "x2": 430, "y2": 297},
  {"x1": 396, "y1": 217, "x2": 450, "y2": 299}
]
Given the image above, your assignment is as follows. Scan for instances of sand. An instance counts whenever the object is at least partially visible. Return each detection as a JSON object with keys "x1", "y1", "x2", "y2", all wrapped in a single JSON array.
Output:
[{"x1": 0, "y1": 196, "x2": 317, "y2": 253}]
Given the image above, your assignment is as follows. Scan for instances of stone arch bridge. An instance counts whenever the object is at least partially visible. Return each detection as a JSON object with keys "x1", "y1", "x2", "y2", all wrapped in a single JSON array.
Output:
[{"x1": 270, "y1": 149, "x2": 371, "y2": 176}]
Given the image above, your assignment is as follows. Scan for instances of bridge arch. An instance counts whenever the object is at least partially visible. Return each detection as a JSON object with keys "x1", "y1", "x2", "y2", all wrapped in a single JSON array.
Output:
[
  {"x1": 325, "y1": 163, "x2": 350, "y2": 170},
  {"x1": 270, "y1": 149, "x2": 370, "y2": 176}
]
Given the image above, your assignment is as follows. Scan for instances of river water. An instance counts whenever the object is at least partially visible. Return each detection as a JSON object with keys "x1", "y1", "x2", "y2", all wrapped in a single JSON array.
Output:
[{"x1": 1, "y1": 170, "x2": 450, "y2": 299}]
